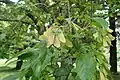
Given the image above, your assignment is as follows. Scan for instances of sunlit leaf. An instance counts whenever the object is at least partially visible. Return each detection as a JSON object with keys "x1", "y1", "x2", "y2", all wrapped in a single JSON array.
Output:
[
  {"x1": 65, "y1": 39, "x2": 73, "y2": 47},
  {"x1": 48, "y1": 32, "x2": 55, "y2": 45},
  {"x1": 93, "y1": 32, "x2": 99, "y2": 38},
  {"x1": 107, "y1": 28, "x2": 113, "y2": 33},
  {"x1": 58, "y1": 29, "x2": 66, "y2": 43},
  {"x1": 72, "y1": 22, "x2": 79, "y2": 31},
  {"x1": 54, "y1": 36, "x2": 60, "y2": 48}
]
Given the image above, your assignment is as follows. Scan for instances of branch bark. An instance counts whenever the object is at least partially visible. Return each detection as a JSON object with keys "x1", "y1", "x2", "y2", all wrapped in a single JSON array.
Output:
[{"x1": 109, "y1": 16, "x2": 117, "y2": 73}]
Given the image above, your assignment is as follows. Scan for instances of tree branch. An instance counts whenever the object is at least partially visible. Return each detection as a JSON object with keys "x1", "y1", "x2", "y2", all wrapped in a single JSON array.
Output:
[{"x1": 0, "y1": 18, "x2": 32, "y2": 25}]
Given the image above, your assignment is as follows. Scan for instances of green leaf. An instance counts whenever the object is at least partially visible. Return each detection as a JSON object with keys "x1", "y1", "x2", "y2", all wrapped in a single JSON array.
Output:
[
  {"x1": 72, "y1": 22, "x2": 79, "y2": 31},
  {"x1": 30, "y1": 41, "x2": 53, "y2": 77},
  {"x1": 33, "y1": 63, "x2": 41, "y2": 77},
  {"x1": 0, "y1": 33, "x2": 6, "y2": 41},
  {"x1": 92, "y1": 17, "x2": 108, "y2": 29},
  {"x1": 54, "y1": 68, "x2": 68, "y2": 76},
  {"x1": 18, "y1": 52, "x2": 33, "y2": 60},
  {"x1": 65, "y1": 39, "x2": 73, "y2": 47},
  {"x1": 73, "y1": 53, "x2": 96, "y2": 80},
  {"x1": 3, "y1": 73, "x2": 19, "y2": 80}
]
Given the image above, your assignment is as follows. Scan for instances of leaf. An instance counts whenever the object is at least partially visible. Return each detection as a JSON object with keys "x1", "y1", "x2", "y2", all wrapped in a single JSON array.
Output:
[
  {"x1": 72, "y1": 22, "x2": 79, "y2": 31},
  {"x1": 54, "y1": 36, "x2": 60, "y2": 48},
  {"x1": 43, "y1": 27, "x2": 65, "y2": 47},
  {"x1": 33, "y1": 63, "x2": 41, "y2": 77},
  {"x1": 3, "y1": 73, "x2": 19, "y2": 80},
  {"x1": 100, "y1": 71, "x2": 106, "y2": 80},
  {"x1": 58, "y1": 29, "x2": 66, "y2": 43},
  {"x1": 48, "y1": 32, "x2": 55, "y2": 45},
  {"x1": 18, "y1": 52, "x2": 33, "y2": 60},
  {"x1": 73, "y1": 53, "x2": 96, "y2": 80},
  {"x1": 65, "y1": 39, "x2": 73, "y2": 47},
  {"x1": 5, "y1": 59, "x2": 18, "y2": 66},
  {"x1": 93, "y1": 32, "x2": 99, "y2": 38},
  {"x1": 44, "y1": 27, "x2": 56, "y2": 47},
  {"x1": 108, "y1": 34, "x2": 115, "y2": 41},
  {"x1": 103, "y1": 38, "x2": 108, "y2": 46},
  {"x1": 5, "y1": 48, "x2": 36, "y2": 64},
  {"x1": 41, "y1": 51, "x2": 52, "y2": 69},
  {"x1": 107, "y1": 28, "x2": 113, "y2": 33},
  {"x1": 0, "y1": 33, "x2": 6, "y2": 41},
  {"x1": 30, "y1": 41, "x2": 53, "y2": 77},
  {"x1": 54, "y1": 68, "x2": 68, "y2": 76},
  {"x1": 32, "y1": 51, "x2": 52, "y2": 77},
  {"x1": 44, "y1": 27, "x2": 52, "y2": 37},
  {"x1": 39, "y1": 35, "x2": 47, "y2": 40},
  {"x1": 92, "y1": 17, "x2": 108, "y2": 29},
  {"x1": 18, "y1": 41, "x2": 48, "y2": 78}
]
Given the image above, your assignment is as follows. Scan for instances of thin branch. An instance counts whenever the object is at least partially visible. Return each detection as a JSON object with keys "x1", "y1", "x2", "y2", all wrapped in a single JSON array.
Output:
[{"x1": 0, "y1": 18, "x2": 32, "y2": 25}]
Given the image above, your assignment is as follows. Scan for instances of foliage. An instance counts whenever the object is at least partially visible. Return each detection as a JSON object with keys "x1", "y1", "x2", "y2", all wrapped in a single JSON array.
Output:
[
  {"x1": 0, "y1": 0, "x2": 117, "y2": 80},
  {"x1": 108, "y1": 0, "x2": 120, "y2": 17}
]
